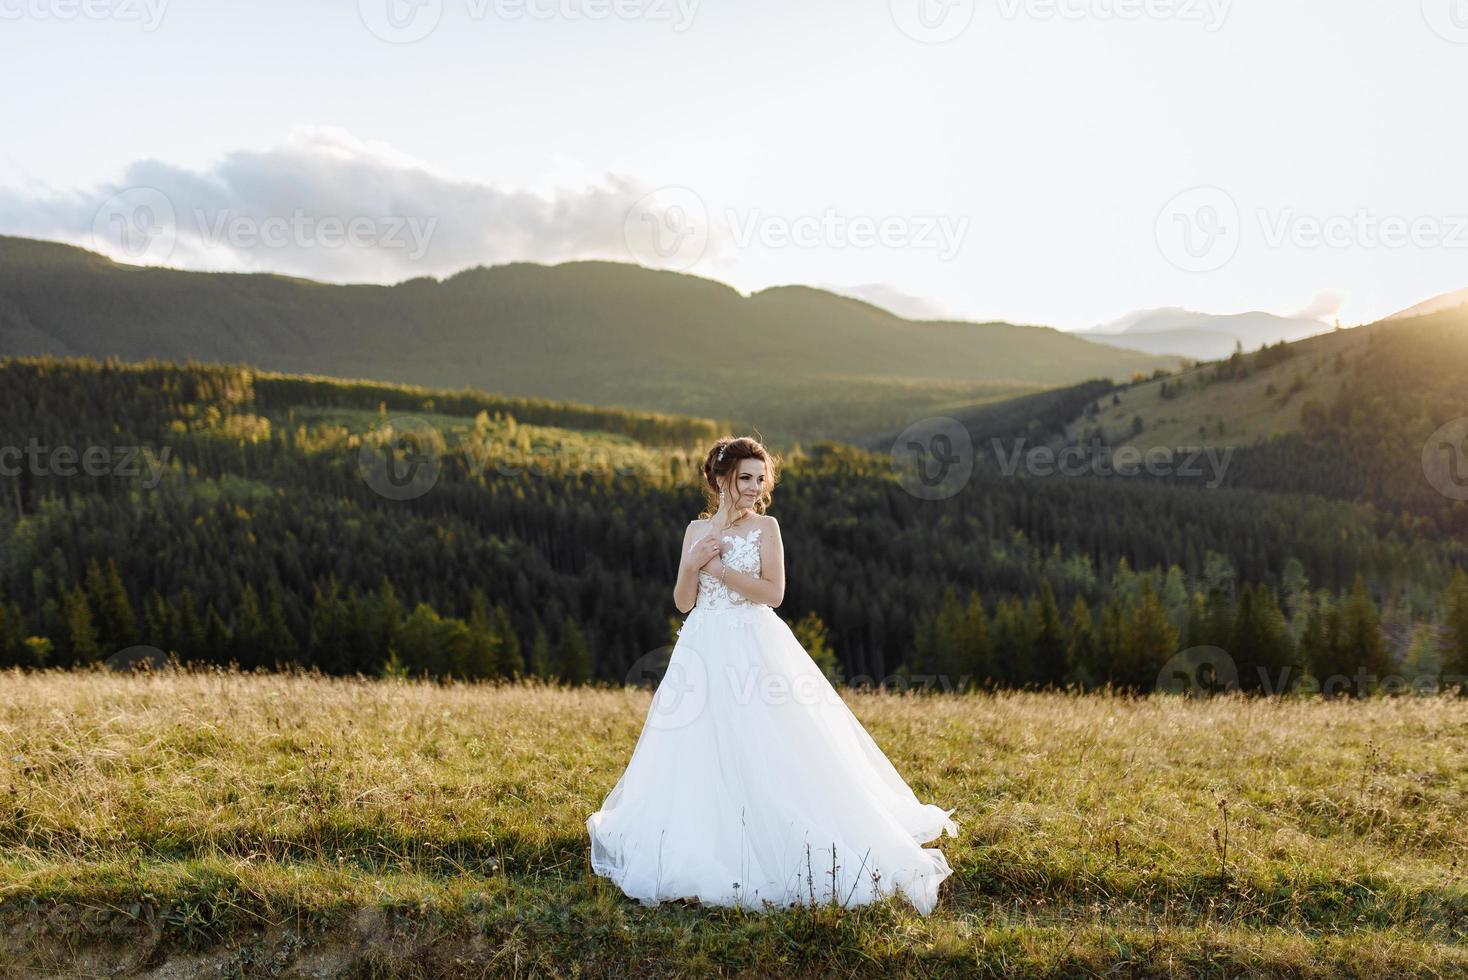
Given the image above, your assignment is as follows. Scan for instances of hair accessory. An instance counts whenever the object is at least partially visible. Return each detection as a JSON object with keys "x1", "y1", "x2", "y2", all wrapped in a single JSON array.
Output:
[{"x1": 716, "y1": 443, "x2": 727, "y2": 464}]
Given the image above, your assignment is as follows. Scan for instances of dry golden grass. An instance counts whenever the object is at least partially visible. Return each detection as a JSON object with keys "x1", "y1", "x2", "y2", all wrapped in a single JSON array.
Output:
[{"x1": 1, "y1": 665, "x2": 1465, "y2": 977}]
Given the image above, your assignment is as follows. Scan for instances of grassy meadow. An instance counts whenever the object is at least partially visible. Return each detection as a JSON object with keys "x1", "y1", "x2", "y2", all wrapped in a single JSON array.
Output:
[{"x1": 1, "y1": 666, "x2": 1465, "y2": 977}]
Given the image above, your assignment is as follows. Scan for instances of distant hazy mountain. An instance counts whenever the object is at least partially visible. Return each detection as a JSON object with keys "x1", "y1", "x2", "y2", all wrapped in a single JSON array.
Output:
[
  {"x1": 1387, "y1": 286, "x2": 1468, "y2": 320},
  {"x1": 1076, "y1": 307, "x2": 1333, "y2": 361},
  {"x1": 0, "y1": 235, "x2": 1180, "y2": 443},
  {"x1": 816, "y1": 282, "x2": 952, "y2": 320}
]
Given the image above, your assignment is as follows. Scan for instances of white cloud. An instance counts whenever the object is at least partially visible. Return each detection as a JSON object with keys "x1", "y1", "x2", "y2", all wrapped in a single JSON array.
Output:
[
  {"x1": 0, "y1": 126, "x2": 664, "y2": 283},
  {"x1": 1289, "y1": 289, "x2": 1346, "y2": 322}
]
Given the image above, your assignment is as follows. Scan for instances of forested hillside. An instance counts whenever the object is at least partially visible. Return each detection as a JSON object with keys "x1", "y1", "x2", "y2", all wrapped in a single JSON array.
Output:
[
  {"x1": 0, "y1": 235, "x2": 1182, "y2": 444},
  {"x1": 2, "y1": 357, "x2": 1464, "y2": 696}
]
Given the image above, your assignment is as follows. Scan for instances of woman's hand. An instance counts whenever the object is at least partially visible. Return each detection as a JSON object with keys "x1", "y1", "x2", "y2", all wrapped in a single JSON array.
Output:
[{"x1": 683, "y1": 532, "x2": 721, "y2": 572}]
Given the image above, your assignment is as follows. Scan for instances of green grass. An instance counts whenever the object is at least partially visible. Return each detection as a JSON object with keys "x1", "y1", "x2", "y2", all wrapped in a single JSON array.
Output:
[
  {"x1": 1065, "y1": 328, "x2": 1365, "y2": 452},
  {"x1": 1, "y1": 667, "x2": 1465, "y2": 977}
]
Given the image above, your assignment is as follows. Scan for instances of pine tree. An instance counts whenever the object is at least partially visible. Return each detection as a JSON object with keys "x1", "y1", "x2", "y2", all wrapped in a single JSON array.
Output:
[
  {"x1": 1340, "y1": 574, "x2": 1391, "y2": 696},
  {"x1": 203, "y1": 602, "x2": 230, "y2": 664},
  {"x1": 492, "y1": 603, "x2": 525, "y2": 678},
  {"x1": 60, "y1": 586, "x2": 101, "y2": 667},
  {"x1": 933, "y1": 586, "x2": 972, "y2": 691},
  {"x1": 1441, "y1": 567, "x2": 1468, "y2": 693},
  {"x1": 231, "y1": 584, "x2": 269, "y2": 670},
  {"x1": 464, "y1": 590, "x2": 497, "y2": 680},
  {"x1": 1066, "y1": 593, "x2": 1101, "y2": 688},
  {"x1": 144, "y1": 590, "x2": 180, "y2": 656},
  {"x1": 262, "y1": 585, "x2": 298, "y2": 669},
  {"x1": 1098, "y1": 598, "x2": 1124, "y2": 688},
  {"x1": 556, "y1": 616, "x2": 593, "y2": 683},
  {"x1": 528, "y1": 624, "x2": 553, "y2": 678},
  {"x1": 792, "y1": 611, "x2": 840, "y2": 684},
  {"x1": 1298, "y1": 601, "x2": 1328, "y2": 692},
  {"x1": 1031, "y1": 580, "x2": 1068, "y2": 688},
  {"x1": 1121, "y1": 578, "x2": 1179, "y2": 690},
  {"x1": 989, "y1": 596, "x2": 1029, "y2": 687},
  {"x1": 1230, "y1": 583, "x2": 1295, "y2": 694},
  {"x1": 178, "y1": 588, "x2": 205, "y2": 661},
  {"x1": 962, "y1": 591, "x2": 992, "y2": 689},
  {"x1": 0, "y1": 602, "x2": 29, "y2": 668}
]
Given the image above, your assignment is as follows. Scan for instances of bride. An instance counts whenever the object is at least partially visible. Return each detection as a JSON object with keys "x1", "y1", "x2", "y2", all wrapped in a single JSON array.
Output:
[{"x1": 586, "y1": 436, "x2": 960, "y2": 915}]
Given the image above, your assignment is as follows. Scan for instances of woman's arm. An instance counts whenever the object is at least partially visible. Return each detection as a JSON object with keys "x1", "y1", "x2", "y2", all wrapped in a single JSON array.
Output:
[
  {"x1": 714, "y1": 515, "x2": 785, "y2": 608},
  {"x1": 673, "y1": 520, "x2": 712, "y2": 614}
]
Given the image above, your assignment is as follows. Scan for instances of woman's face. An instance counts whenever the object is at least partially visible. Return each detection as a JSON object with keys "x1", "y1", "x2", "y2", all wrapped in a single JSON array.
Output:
[{"x1": 727, "y1": 458, "x2": 766, "y2": 508}]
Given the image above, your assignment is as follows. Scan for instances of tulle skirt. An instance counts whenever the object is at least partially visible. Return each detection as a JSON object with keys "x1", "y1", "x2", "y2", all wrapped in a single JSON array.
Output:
[{"x1": 587, "y1": 602, "x2": 959, "y2": 915}]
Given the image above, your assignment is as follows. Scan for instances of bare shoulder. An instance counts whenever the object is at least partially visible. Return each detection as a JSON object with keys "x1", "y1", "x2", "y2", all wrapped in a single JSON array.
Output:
[{"x1": 759, "y1": 513, "x2": 781, "y2": 535}]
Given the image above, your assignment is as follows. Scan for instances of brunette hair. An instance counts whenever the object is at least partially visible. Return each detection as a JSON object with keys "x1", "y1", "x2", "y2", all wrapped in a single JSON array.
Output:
[{"x1": 697, "y1": 436, "x2": 780, "y2": 520}]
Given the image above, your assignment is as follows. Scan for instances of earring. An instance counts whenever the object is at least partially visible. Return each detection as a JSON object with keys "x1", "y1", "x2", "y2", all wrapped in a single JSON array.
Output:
[{"x1": 718, "y1": 488, "x2": 726, "y2": 510}]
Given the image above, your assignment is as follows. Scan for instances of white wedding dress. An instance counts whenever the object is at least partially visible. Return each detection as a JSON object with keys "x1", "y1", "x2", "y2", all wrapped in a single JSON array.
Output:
[{"x1": 587, "y1": 522, "x2": 959, "y2": 915}]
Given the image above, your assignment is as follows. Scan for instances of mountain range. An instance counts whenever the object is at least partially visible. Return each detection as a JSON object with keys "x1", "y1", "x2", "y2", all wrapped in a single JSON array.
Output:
[
  {"x1": 0, "y1": 235, "x2": 1181, "y2": 445},
  {"x1": 1075, "y1": 307, "x2": 1335, "y2": 361}
]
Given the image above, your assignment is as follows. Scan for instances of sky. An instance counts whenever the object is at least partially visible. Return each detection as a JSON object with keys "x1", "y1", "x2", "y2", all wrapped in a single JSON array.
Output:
[{"x1": 1, "y1": 0, "x2": 1466, "y2": 331}]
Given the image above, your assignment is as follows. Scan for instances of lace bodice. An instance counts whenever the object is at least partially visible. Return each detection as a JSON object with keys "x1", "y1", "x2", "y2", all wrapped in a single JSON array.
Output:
[{"x1": 693, "y1": 524, "x2": 765, "y2": 610}]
